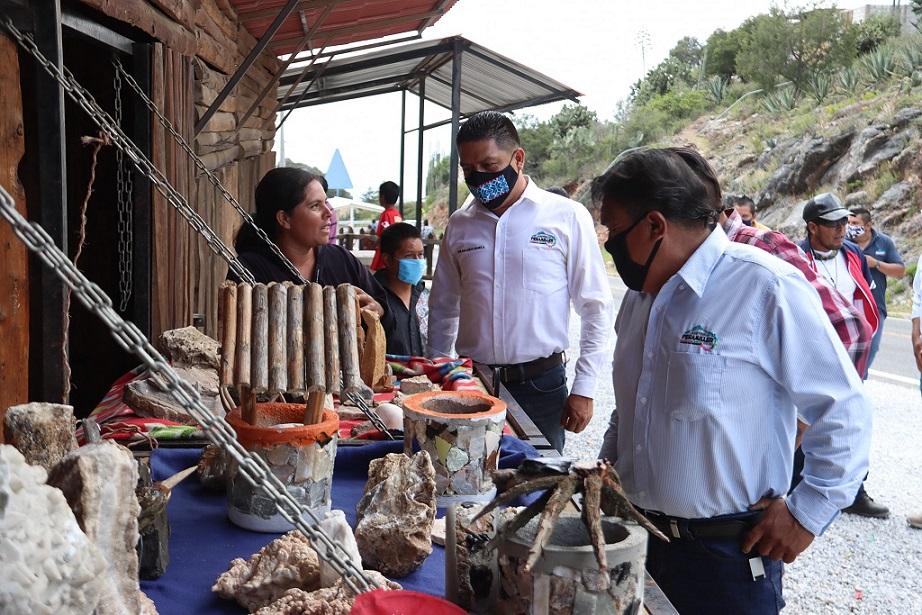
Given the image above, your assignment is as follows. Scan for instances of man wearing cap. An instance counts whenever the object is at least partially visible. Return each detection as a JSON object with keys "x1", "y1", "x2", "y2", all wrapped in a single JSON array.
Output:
[{"x1": 799, "y1": 192, "x2": 887, "y2": 519}]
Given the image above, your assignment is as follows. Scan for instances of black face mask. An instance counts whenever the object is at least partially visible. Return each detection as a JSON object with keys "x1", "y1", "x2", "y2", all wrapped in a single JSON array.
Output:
[
  {"x1": 604, "y1": 216, "x2": 662, "y2": 292},
  {"x1": 465, "y1": 156, "x2": 520, "y2": 211}
]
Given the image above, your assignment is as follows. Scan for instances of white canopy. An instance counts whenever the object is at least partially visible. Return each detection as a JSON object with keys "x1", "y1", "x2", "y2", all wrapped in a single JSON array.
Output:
[{"x1": 328, "y1": 196, "x2": 382, "y2": 214}]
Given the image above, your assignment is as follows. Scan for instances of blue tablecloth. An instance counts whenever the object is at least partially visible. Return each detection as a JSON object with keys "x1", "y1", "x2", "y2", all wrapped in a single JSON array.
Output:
[{"x1": 141, "y1": 437, "x2": 538, "y2": 614}]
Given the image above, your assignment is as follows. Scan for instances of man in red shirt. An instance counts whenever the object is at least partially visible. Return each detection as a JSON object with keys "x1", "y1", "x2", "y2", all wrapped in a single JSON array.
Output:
[{"x1": 370, "y1": 181, "x2": 403, "y2": 271}]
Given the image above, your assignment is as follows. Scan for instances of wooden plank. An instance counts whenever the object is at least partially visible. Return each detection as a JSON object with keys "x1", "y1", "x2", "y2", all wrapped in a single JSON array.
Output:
[
  {"x1": 0, "y1": 33, "x2": 29, "y2": 439},
  {"x1": 79, "y1": 0, "x2": 196, "y2": 55},
  {"x1": 150, "y1": 43, "x2": 169, "y2": 338}
]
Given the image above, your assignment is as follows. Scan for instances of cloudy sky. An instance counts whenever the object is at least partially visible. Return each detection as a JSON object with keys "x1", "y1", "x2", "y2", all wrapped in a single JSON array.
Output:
[{"x1": 280, "y1": 0, "x2": 840, "y2": 201}]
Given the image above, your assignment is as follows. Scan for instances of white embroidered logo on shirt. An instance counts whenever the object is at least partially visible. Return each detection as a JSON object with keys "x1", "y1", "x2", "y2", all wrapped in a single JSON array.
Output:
[{"x1": 529, "y1": 231, "x2": 557, "y2": 247}]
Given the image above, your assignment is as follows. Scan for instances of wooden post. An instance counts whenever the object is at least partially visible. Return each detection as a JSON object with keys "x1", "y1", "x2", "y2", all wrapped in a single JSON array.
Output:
[
  {"x1": 303, "y1": 283, "x2": 326, "y2": 424},
  {"x1": 267, "y1": 282, "x2": 288, "y2": 395},
  {"x1": 322, "y1": 285, "x2": 340, "y2": 396},
  {"x1": 250, "y1": 283, "x2": 269, "y2": 394},
  {"x1": 286, "y1": 283, "x2": 304, "y2": 394},
  {"x1": 219, "y1": 282, "x2": 237, "y2": 387},
  {"x1": 234, "y1": 283, "x2": 252, "y2": 388},
  {"x1": 337, "y1": 284, "x2": 371, "y2": 400}
]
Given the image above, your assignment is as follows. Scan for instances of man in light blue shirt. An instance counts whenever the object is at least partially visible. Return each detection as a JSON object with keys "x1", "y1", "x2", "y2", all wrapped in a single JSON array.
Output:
[{"x1": 594, "y1": 147, "x2": 872, "y2": 614}]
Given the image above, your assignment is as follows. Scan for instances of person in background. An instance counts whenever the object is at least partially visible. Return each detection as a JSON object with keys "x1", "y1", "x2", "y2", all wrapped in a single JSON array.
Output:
[
  {"x1": 799, "y1": 193, "x2": 886, "y2": 519},
  {"x1": 910, "y1": 253, "x2": 922, "y2": 529},
  {"x1": 847, "y1": 207, "x2": 905, "y2": 368},
  {"x1": 318, "y1": 175, "x2": 338, "y2": 245},
  {"x1": 420, "y1": 218, "x2": 435, "y2": 275},
  {"x1": 595, "y1": 147, "x2": 871, "y2": 614},
  {"x1": 420, "y1": 218, "x2": 435, "y2": 241},
  {"x1": 428, "y1": 111, "x2": 612, "y2": 453},
  {"x1": 370, "y1": 181, "x2": 403, "y2": 271},
  {"x1": 231, "y1": 167, "x2": 384, "y2": 315},
  {"x1": 374, "y1": 223, "x2": 427, "y2": 357},
  {"x1": 726, "y1": 194, "x2": 769, "y2": 230}
]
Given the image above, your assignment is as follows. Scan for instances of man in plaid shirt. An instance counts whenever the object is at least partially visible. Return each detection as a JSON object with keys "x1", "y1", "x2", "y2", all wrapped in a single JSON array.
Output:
[{"x1": 720, "y1": 208, "x2": 872, "y2": 375}]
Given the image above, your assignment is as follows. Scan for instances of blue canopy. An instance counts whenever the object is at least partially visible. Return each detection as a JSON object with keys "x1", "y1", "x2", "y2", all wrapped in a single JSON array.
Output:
[{"x1": 325, "y1": 148, "x2": 353, "y2": 190}]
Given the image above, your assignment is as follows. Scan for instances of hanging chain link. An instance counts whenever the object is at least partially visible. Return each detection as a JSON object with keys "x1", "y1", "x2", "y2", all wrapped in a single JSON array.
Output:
[
  {"x1": 2, "y1": 18, "x2": 255, "y2": 284},
  {"x1": 113, "y1": 66, "x2": 134, "y2": 312},
  {"x1": 0, "y1": 184, "x2": 375, "y2": 594},
  {"x1": 113, "y1": 59, "x2": 306, "y2": 284},
  {"x1": 346, "y1": 392, "x2": 396, "y2": 440}
]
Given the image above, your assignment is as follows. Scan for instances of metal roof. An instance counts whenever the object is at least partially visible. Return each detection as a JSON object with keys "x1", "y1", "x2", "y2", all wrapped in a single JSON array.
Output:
[
  {"x1": 275, "y1": 35, "x2": 582, "y2": 115},
  {"x1": 228, "y1": 0, "x2": 459, "y2": 56}
]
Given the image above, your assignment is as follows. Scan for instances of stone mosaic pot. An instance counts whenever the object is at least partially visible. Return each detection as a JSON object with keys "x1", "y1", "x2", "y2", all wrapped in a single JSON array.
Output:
[
  {"x1": 402, "y1": 391, "x2": 506, "y2": 506},
  {"x1": 497, "y1": 514, "x2": 647, "y2": 615},
  {"x1": 226, "y1": 403, "x2": 339, "y2": 532}
]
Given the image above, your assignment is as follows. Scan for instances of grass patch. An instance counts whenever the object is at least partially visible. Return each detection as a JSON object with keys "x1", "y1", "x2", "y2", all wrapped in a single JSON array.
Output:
[{"x1": 866, "y1": 162, "x2": 899, "y2": 201}]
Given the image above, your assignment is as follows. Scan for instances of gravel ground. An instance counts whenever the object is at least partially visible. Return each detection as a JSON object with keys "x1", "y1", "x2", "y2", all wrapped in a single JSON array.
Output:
[{"x1": 561, "y1": 311, "x2": 922, "y2": 613}]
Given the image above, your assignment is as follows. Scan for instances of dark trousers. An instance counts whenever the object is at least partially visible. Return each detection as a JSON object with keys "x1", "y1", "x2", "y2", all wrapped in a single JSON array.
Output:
[
  {"x1": 502, "y1": 364, "x2": 568, "y2": 453},
  {"x1": 646, "y1": 526, "x2": 785, "y2": 614},
  {"x1": 791, "y1": 447, "x2": 868, "y2": 504}
]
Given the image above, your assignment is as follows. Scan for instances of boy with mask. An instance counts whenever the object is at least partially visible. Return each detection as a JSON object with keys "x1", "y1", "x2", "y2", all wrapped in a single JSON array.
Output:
[
  {"x1": 375, "y1": 222, "x2": 428, "y2": 357},
  {"x1": 428, "y1": 111, "x2": 612, "y2": 452}
]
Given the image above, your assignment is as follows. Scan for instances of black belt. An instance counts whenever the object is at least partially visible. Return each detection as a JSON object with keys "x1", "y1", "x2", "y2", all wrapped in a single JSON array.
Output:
[
  {"x1": 638, "y1": 508, "x2": 761, "y2": 541},
  {"x1": 490, "y1": 352, "x2": 565, "y2": 385}
]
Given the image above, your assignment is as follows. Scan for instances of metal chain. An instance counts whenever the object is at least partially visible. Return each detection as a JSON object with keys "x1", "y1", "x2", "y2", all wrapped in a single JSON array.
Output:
[
  {"x1": 0, "y1": 184, "x2": 374, "y2": 594},
  {"x1": 2, "y1": 19, "x2": 255, "y2": 285},
  {"x1": 346, "y1": 392, "x2": 396, "y2": 440},
  {"x1": 113, "y1": 66, "x2": 134, "y2": 312},
  {"x1": 113, "y1": 59, "x2": 306, "y2": 284}
]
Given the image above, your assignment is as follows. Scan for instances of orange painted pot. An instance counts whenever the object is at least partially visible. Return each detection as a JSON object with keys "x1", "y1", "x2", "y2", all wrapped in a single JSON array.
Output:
[
  {"x1": 402, "y1": 391, "x2": 506, "y2": 505},
  {"x1": 226, "y1": 403, "x2": 339, "y2": 532}
]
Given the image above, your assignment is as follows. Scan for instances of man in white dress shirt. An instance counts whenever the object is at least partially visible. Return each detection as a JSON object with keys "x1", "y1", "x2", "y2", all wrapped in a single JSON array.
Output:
[
  {"x1": 428, "y1": 111, "x2": 612, "y2": 452},
  {"x1": 594, "y1": 147, "x2": 871, "y2": 613}
]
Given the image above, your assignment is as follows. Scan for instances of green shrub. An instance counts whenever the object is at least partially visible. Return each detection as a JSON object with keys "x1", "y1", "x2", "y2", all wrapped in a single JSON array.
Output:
[
  {"x1": 647, "y1": 88, "x2": 710, "y2": 120},
  {"x1": 706, "y1": 75, "x2": 728, "y2": 104},
  {"x1": 854, "y1": 13, "x2": 902, "y2": 54},
  {"x1": 762, "y1": 85, "x2": 798, "y2": 112},
  {"x1": 838, "y1": 65, "x2": 861, "y2": 94},
  {"x1": 906, "y1": 260, "x2": 918, "y2": 281},
  {"x1": 808, "y1": 72, "x2": 832, "y2": 104}
]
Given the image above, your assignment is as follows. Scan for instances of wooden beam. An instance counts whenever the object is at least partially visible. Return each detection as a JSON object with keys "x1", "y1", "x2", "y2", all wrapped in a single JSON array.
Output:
[
  {"x1": 270, "y1": 11, "x2": 442, "y2": 50},
  {"x1": 78, "y1": 0, "x2": 197, "y2": 55},
  {"x1": 0, "y1": 33, "x2": 29, "y2": 439}
]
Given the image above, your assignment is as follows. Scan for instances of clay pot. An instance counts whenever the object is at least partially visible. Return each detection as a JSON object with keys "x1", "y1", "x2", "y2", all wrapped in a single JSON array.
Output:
[
  {"x1": 497, "y1": 514, "x2": 647, "y2": 615},
  {"x1": 401, "y1": 391, "x2": 506, "y2": 506},
  {"x1": 226, "y1": 402, "x2": 339, "y2": 532}
]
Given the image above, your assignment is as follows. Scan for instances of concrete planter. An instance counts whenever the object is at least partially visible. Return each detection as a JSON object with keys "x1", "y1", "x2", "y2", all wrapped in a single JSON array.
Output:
[
  {"x1": 226, "y1": 403, "x2": 339, "y2": 532},
  {"x1": 498, "y1": 514, "x2": 647, "y2": 615},
  {"x1": 402, "y1": 391, "x2": 506, "y2": 506}
]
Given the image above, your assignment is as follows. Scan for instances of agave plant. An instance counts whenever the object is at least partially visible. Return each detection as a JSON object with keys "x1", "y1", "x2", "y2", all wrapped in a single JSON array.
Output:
[
  {"x1": 838, "y1": 66, "x2": 860, "y2": 94},
  {"x1": 808, "y1": 72, "x2": 832, "y2": 104},
  {"x1": 899, "y1": 44, "x2": 922, "y2": 75},
  {"x1": 762, "y1": 85, "x2": 798, "y2": 113},
  {"x1": 861, "y1": 46, "x2": 896, "y2": 82},
  {"x1": 706, "y1": 75, "x2": 728, "y2": 104}
]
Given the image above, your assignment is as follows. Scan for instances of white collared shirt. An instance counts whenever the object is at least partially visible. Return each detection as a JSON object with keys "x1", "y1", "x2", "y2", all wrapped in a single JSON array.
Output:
[
  {"x1": 912, "y1": 254, "x2": 922, "y2": 319},
  {"x1": 607, "y1": 226, "x2": 871, "y2": 536},
  {"x1": 428, "y1": 179, "x2": 612, "y2": 398}
]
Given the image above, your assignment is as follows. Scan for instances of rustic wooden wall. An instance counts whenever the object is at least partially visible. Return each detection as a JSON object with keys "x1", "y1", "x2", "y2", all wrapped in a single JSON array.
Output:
[{"x1": 0, "y1": 34, "x2": 29, "y2": 437}]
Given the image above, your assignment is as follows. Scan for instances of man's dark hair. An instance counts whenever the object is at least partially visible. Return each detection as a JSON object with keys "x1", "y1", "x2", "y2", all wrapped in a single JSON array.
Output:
[
  {"x1": 380, "y1": 222, "x2": 421, "y2": 256},
  {"x1": 456, "y1": 111, "x2": 520, "y2": 149},
  {"x1": 591, "y1": 147, "x2": 723, "y2": 228},
  {"x1": 546, "y1": 186, "x2": 569, "y2": 197},
  {"x1": 379, "y1": 181, "x2": 400, "y2": 205},
  {"x1": 850, "y1": 207, "x2": 872, "y2": 224},
  {"x1": 724, "y1": 194, "x2": 755, "y2": 213}
]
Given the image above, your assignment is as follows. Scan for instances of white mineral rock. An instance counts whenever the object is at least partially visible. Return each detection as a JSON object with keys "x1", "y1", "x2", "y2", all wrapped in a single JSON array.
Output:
[{"x1": 0, "y1": 445, "x2": 106, "y2": 615}]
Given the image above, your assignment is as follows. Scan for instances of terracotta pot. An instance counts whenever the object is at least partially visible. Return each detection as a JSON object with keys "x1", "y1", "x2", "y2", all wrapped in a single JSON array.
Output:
[
  {"x1": 402, "y1": 391, "x2": 506, "y2": 506},
  {"x1": 226, "y1": 403, "x2": 339, "y2": 532},
  {"x1": 497, "y1": 514, "x2": 647, "y2": 615}
]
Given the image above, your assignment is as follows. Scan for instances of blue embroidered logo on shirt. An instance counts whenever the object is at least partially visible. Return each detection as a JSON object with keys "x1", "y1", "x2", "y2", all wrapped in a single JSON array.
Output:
[
  {"x1": 529, "y1": 231, "x2": 557, "y2": 247},
  {"x1": 680, "y1": 325, "x2": 718, "y2": 351}
]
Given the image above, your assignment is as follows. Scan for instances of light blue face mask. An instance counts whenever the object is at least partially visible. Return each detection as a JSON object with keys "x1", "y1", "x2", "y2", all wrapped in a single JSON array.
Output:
[{"x1": 397, "y1": 258, "x2": 425, "y2": 285}]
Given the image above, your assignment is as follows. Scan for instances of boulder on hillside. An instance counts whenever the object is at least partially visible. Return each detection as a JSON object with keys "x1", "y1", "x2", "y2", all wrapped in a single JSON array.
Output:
[{"x1": 872, "y1": 181, "x2": 914, "y2": 212}]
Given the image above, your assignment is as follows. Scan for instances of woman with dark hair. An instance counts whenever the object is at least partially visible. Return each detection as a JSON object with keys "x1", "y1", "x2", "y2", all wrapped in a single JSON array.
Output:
[{"x1": 231, "y1": 167, "x2": 385, "y2": 315}]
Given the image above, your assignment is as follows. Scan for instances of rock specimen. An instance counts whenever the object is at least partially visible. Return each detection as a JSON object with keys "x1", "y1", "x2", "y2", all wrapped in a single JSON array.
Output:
[
  {"x1": 354, "y1": 451, "x2": 437, "y2": 577},
  {"x1": 400, "y1": 374, "x2": 438, "y2": 394},
  {"x1": 252, "y1": 571, "x2": 400, "y2": 615},
  {"x1": 3, "y1": 402, "x2": 77, "y2": 472},
  {"x1": 46, "y1": 441, "x2": 148, "y2": 615},
  {"x1": 157, "y1": 325, "x2": 220, "y2": 369},
  {"x1": 197, "y1": 443, "x2": 231, "y2": 491},
  {"x1": 316, "y1": 510, "x2": 362, "y2": 589},
  {"x1": 124, "y1": 365, "x2": 221, "y2": 425},
  {"x1": 212, "y1": 530, "x2": 321, "y2": 612},
  {"x1": 0, "y1": 445, "x2": 106, "y2": 615},
  {"x1": 359, "y1": 309, "x2": 388, "y2": 390}
]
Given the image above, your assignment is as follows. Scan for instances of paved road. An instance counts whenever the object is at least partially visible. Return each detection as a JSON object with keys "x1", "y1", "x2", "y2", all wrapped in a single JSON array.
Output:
[{"x1": 607, "y1": 276, "x2": 920, "y2": 389}]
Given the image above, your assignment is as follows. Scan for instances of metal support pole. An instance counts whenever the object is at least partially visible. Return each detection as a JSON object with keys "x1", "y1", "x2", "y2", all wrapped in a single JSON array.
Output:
[
  {"x1": 194, "y1": 0, "x2": 302, "y2": 136},
  {"x1": 30, "y1": 0, "x2": 68, "y2": 403},
  {"x1": 398, "y1": 88, "x2": 405, "y2": 217},
  {"x1": 131, "y1": 42, "x2": 152, "y2": 338},
  {"x1": 448, "y1": 39, "x2": 462, "y2": 215},
  {"x1": 415, "y1": 78, "x2": 425, "y2": 228}
]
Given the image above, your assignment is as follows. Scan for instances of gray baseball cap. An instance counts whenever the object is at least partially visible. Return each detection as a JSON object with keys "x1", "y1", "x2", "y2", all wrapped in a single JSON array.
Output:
[{"x1": 803, "y1": 193, "x2": 849, "y2": 222}]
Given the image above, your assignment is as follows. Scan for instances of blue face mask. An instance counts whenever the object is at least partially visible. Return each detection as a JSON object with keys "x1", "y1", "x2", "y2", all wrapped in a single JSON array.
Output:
[{"x1": 397, "y1": 258, "x2": 425, "y2": 285}]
